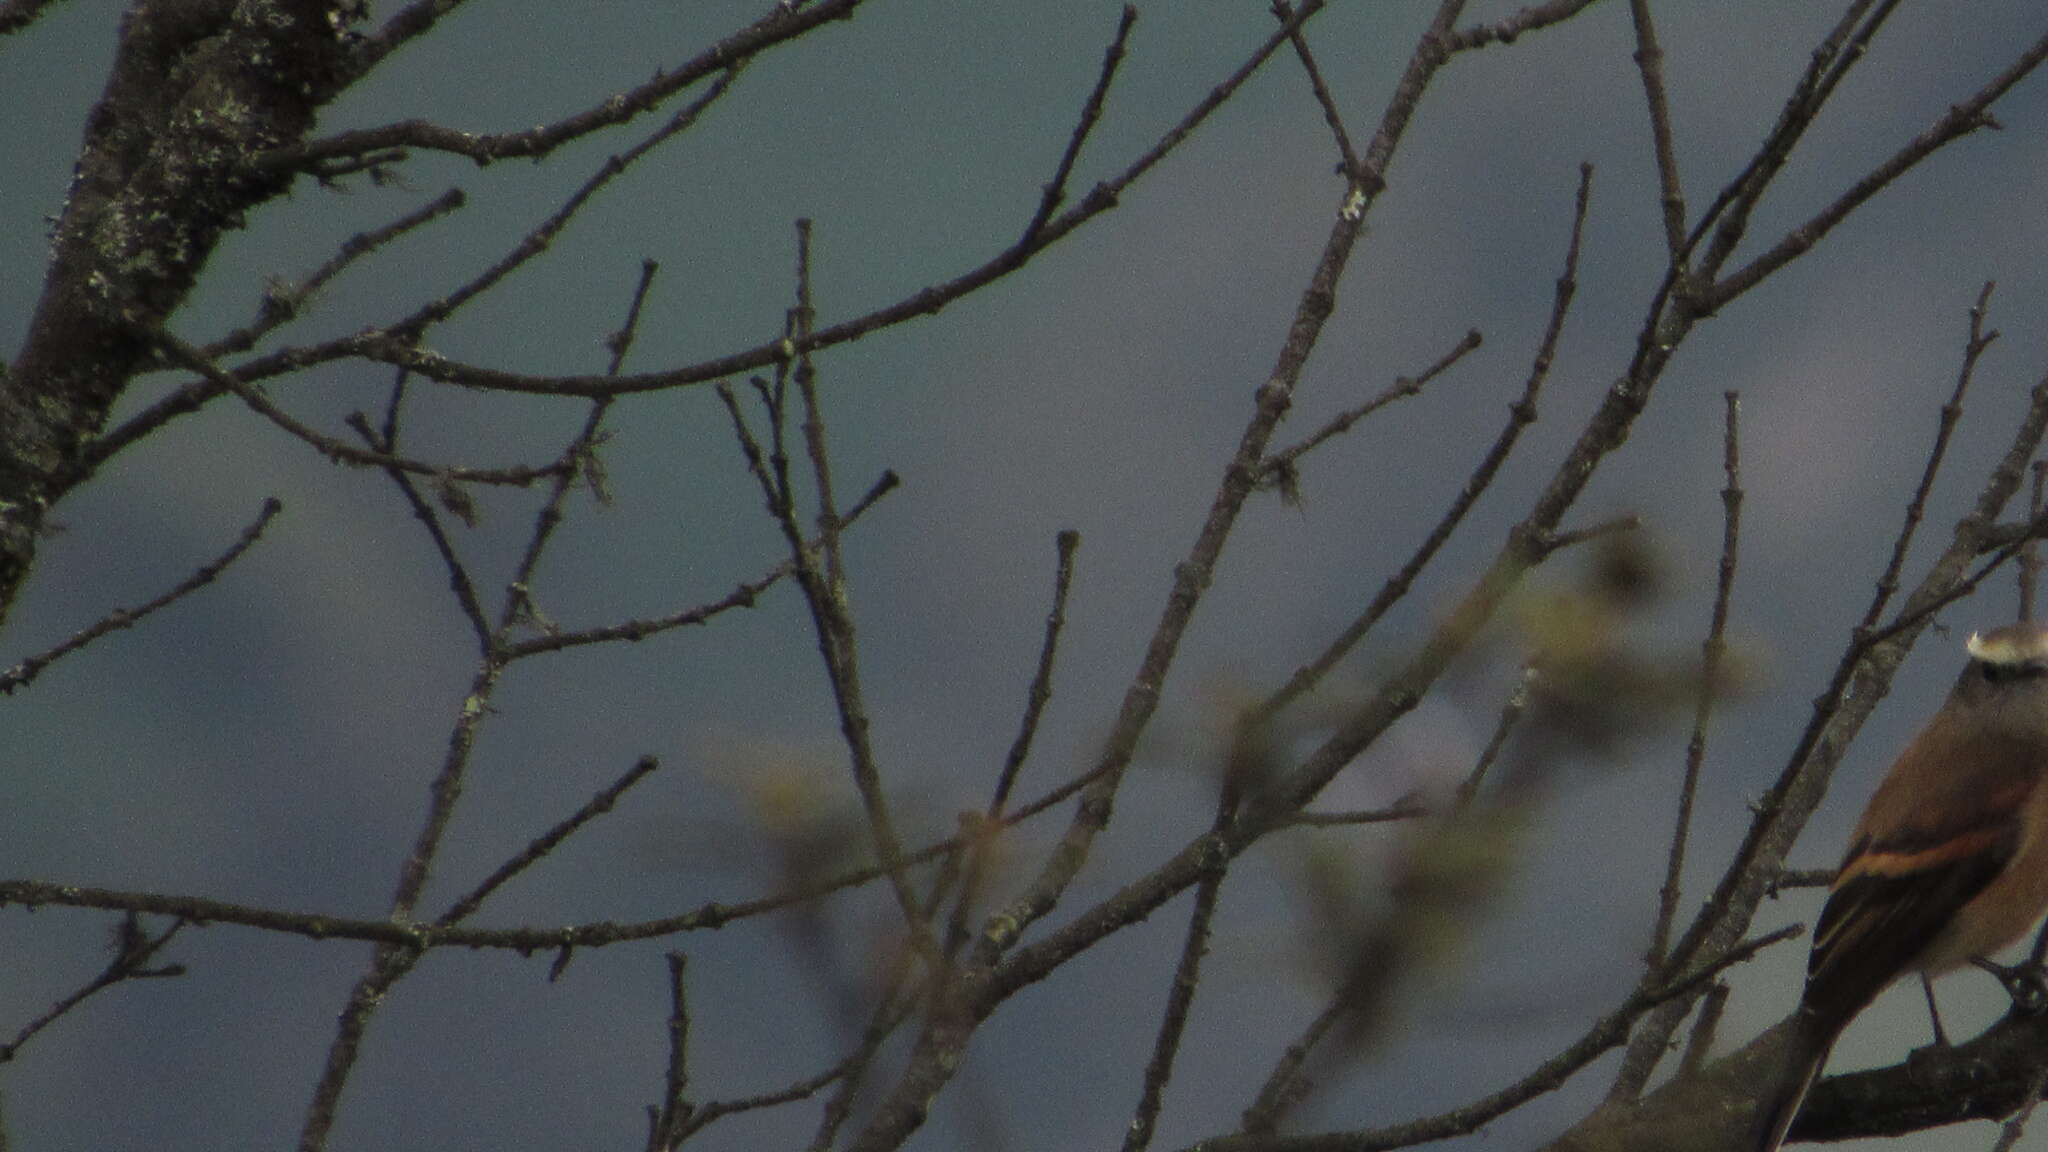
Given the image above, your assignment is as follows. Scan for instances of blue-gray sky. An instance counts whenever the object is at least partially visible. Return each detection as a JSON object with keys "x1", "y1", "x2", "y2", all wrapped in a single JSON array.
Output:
[{"x1": 8, "y1": 2, "x2": 2048, "y2": 1149}]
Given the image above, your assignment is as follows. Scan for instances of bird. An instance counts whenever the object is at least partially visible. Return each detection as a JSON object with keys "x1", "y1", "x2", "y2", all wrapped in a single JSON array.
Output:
[{"x1": 1756, "y1": 621, "x2": 2048, "y2": 1151}]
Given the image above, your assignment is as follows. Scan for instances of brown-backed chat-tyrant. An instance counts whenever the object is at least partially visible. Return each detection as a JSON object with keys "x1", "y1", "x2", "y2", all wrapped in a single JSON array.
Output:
[{"x1": 1757, "y1": 622, "x2": 2048, "y2": 1151}]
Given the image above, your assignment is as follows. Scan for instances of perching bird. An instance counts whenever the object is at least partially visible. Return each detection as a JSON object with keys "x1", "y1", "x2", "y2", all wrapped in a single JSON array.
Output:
[{"x1": 1757, "y1": 622, "x2": 2048, "y2": 1151}]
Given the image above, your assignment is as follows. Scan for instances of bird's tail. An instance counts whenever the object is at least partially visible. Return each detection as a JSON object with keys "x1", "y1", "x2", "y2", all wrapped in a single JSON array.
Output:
[{"x1": 1752, "y1": 1010, "x2": 1838, "y2": 1152}]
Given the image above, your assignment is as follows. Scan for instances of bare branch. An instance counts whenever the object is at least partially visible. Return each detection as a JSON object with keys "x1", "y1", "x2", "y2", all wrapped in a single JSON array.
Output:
[
  {"x1": 1664, "y1": 366, "x2": 2048, "y2": 996},
  {"x1": 1443, "y1": 0, "x2": 1604, "y2": 53},
  {"x1": 326, "y1": 2, "x2": 1341, "y2": 401},
  {"x1": 150, "y1": 332, "x2": 566, "y2": 485},
  {"x1": 0, "y1": 497, "x2": 281, "y2": 694},
  {"x1": 0, "y1": 914, "x2": 186, "y2": 1063},
  {"x1": 645, "y1": 952, "x2": 693, "y2": 1152},
  {"x1": 840, "y1": 9, "x2": 1482, "y2": 1149},
  {"x1": 1677, "y1": 982, "x2": 1729, "y2": 1080},
  {"x1": 323, "y1": 0, "x2": 859, "y2": 165},
  {"x1": 1862, "y1": 280, "x2": 1999, "y2": 630},
  {"x1": 197, "y1": 187, "x2": 467, "y2": 362},
  {"x1": 1705, "y1": 20, "x2": 2048, "y2": 309},
  {"x1": 387, "y1": 72, "x2": 739, "y2": 342},
  {"x1": 993, "y1": 530, "x2": 1082, "y2": 814},
  {"x1": 1259, "y1": 328, "x2": 1482, "y2": 491},
  {"x1": 438, "y1": 756, "x2": 661, "y2": 929},
  {"x1": 499, "y1": 259, "x2": 661, "y2": 637},
  {"x1": 1627, "y1": 0, "x2": 1687, "y2": 258},
  {"x1": 1687, "y1": 1, "x2": 1892, "y2": 284},
  {"x1": 1609, "y1": 389, "x2": 1746, "y2": 1101},
  {"x1": 1121, "y1": 798, "x2": 1233, "y2": 1152},
  {"x1": 1187, "y1": 927, "x2": 1800, "y2": 1152},
  {"x1": 500, "y1": 469, "x2": 900, "y2": 660},
  {"x1": 1257, "y1": 163, "x2": 1589, "y2": 725},
  {"x1": 718, "y1": 294, "x2": 938, "y2": 969},
  {"x1": 1652, "y1": 390, "x2": 1745, "y2": 965},
  {"x1": 1272, "y1": 0, "x2": 1366, "y2": 186},
  {"x1": 118, "y1": 73, "x2": 737, "y2": 471},
  {"x1": 347, "y1": 409, "x2": 493, "y2": 653},
  {"x1": 1453, "y1": 670, "x2": 1532, "y2": 806},
  {"x1": 1018, "y1": 5, "x2": 1137, "y2": 249}
]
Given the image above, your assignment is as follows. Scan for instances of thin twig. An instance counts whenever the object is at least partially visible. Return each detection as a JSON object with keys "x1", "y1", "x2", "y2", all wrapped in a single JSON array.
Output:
[
  {"x1": 298, "y1": 653, "x2": 509, "y2": 1151},
  {"x1": 940, "y1": 530, "x2": 1084, "y2": 960},
  {"x1": 1689, "y1": 1, "x2": 1891, "y2": 284},
  {"x1": 501, "y1": 260, "x2": 661, "y2": 633},
  {"x1": 1260, "y1": 329, "x2": 1482, "y2": 491},
  {"x1": 1654, "y1": 390, "x2": 1746, "y2": 967},
  {"x1": 1454, "y1": 669, "x2": 1533, "y2": 806},
  {"x1": 195, "y1": 188, "x2": 467, "y2": 362},
  {"x1": 1676, "y1": 982, "x2": 1729, "y2": 1080},
  {"x1": 1122, "y1": 791, "x2": 1236, "y2": 1152},
  {"x1": 811, "y1": 846, "x2": 978, "y2": 1152},
  {"x1": 1864, "y1": 281, "x2": 1998, "y2": 631},
  {"x1": 1705, "y1": 21, "x2": 2046, "y2": 309},
  {"x1": 1256, "y1": 163, "x2": 1590, "y2": 725},
  {"x1": 499, "y1": 470, "x2": 899, "y2": 659},
  {"x1": 803, "y1": 973, "x2": 923, "y2": 1152},
  {"x1": 0, "y1": 498, "x2": 281, "y2": 694},
  {"x1": 1189, "y1": 927, "x2": 1800, "y2": 1152},
  {"x1": 0, "y1": 915, "x2": 187, "y2": 1063},
  {"x1": 840, "y1": 10, "x2": 1477, "y2": 1148},
  {"x1": 301, "y1": 0, "x2": 844, "y2": 168},
  {"x1": 392, "y1": 73, "x2": 738, "y2": 342},
  {"x1": 1241, "y1": 971, "x2": 1352, "y2": 1134},
  {"x1": 329, "y1": 3, "x2": 1338, "y2": 401},
  {"x1": 1536, "y1": 514, "x2": 1642, "y2": 555},
  {"x1": 149, "y1": 332, "x2": 565, "y2": 486},
  {"x1": 1609, "y1": 389, "x2": 1745, "y2": 1101},
  {"x1": 1443, "y1": 0, "x2": 1604, "y2": 52},
  {"x1": 719, "y1": 346, "x2": 938, "y2": 969},
  {"x1": 439, "y1": 757, "x2": 661, "y2": 929},
  {"x1": 110, "y1": 73, "x2": 737, "y2": 473},
  {"x1": 1019, "y1": 5, "x2": 1137, "y2": 249},
  {"x1": 992, "y1": 531, "x2": 1082, "y2": 814},
  {"x1": 1272, "y1": 0, "x2": 1366, "y2": 185},
  {"x1": 353, "y1": 0, "x2": 476, "y2": 69},
  {"x1": 1135, "y1": 716, "x2": 1281, "y2": 1150},
  {"x1": 673, "y1": 992, "x2": 922, "y2": 1144},
  {"x1": 645, "y1": 952, "x2": 693, "y2": 1152},
  {"x1": 347, "y1": 411, "x2": 492, "y2": 652},
  {"x1": 1665, "y1": 366, "x2": 2048, "y2": 992},
  {"x1": 1627, "y1": 0, "x2": 1687, "y2": 259},
  {"x1": 792, "y1": 222, "x2": 843, "y2": 586}
]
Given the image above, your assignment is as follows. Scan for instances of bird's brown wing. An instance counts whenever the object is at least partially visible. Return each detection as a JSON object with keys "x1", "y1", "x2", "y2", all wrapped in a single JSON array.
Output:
[{"x1": 1804, "y1": 817, "x2": 2018, "y2": 1027}]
